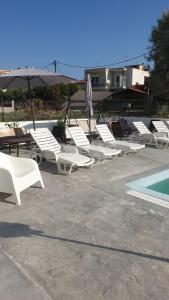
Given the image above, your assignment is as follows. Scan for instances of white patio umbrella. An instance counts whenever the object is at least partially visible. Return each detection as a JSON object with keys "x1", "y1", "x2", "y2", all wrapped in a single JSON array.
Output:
[
  {"x1": 85, "y1": 74, "x2": 93, "y2": 142},
  {"x1": 0, "y1": 67, "x2": 76, "y2": 129}
]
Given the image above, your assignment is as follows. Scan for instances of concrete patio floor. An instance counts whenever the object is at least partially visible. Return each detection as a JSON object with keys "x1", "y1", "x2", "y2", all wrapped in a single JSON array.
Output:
[{"x1": 1, "y1": 147, "x2": 169, "y2": 299}]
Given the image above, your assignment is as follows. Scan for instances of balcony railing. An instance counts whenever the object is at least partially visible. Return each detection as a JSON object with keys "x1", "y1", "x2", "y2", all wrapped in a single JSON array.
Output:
[
  {"x1": 91, "y1": 82, "x2": 110, "y2": 88},
  {"x1": 91, "y1": 82, "x2": 127, "y2": 89},
  {"x1": 110, "y1": 82, "x2": 127, "y2": 89}
]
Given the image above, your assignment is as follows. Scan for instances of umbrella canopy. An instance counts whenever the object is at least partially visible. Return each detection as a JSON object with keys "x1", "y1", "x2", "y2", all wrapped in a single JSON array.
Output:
[
  {"x1": 85, "y1": 74, "x2": 93, "y2": 142},
  {"x1": 0, "y1": 67, "x2": 76, "y2": 89},
  {"x1": 0, "y1": 67, "x2": 77, "y2": 129}
]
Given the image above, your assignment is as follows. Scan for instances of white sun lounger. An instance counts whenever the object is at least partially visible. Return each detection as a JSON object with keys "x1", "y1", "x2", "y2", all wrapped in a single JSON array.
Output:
[
  {"x1": 166, "y1": 121, "x2": 169, "y2": 132},
  {"x1": 96, "y1": 124, "x2": 145, "y2": 153},
  {"x1": 30, "y1": 128, "x2": 94, "y2": 175},
  {"x1": 0, "y1": 152, "x2": 44, "y2": 205},
  {"x1": 67, "y1": 126, "x2": 121, "y2": 159},
  {"x1": 132, "y1": 121, "x2": 169, "y2": 148},
  {"x1": 153, "y1": 121, "x2": 169, "y2": 137},
  {"x1": 76, "y1": 118, "x2": 98, "y2": 135}
]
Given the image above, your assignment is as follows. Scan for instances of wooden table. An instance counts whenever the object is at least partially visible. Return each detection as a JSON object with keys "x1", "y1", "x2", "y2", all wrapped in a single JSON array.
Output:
[{"x1": 0, "y1": 134, "x2": 33, "y2": 157}]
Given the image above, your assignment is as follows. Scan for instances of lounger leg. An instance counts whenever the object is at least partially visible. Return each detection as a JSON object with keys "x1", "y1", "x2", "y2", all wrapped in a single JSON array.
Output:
[
  {"x1": 57, "y1": 161, "x2": 73, "y2": 175},
  {"x1": 165, "y1": 142, "x2": 169, "y2": 148},
  {"x1": 67, "y1": 164, "x2": 73, "y2": 175},
  {"x1": 29, "y1": 147, "x2": 42, "y2": 164}
]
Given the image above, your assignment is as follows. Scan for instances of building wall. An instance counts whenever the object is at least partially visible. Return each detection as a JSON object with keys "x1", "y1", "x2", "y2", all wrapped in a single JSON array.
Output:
[
  {"x1": 85, "y1": 69, "x2": 109, "y2": 88},
  {"x1": 105, "y1": 69, "x2": 111, "y2": 88},
  {"x1": 130, "y1": 68, "x2": 149, "y2": 86},
  {"x1": 0, "y1": 107, "x2": 15, "y2": 113},
  {"x1": 0, "y1": 100, "x2": 15, "y2": 113},
  {"x1": 110, "y1": 70, "x2": 127, "y2": 88},
  {"x1": 85, "y1": 66, "x2": 150, "y2": 90}
]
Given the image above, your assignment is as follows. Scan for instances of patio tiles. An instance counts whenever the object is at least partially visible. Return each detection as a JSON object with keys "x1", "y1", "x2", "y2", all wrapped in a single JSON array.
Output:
[{"x1": 0, "y1": 147, "x2": 169, "y2": 299}]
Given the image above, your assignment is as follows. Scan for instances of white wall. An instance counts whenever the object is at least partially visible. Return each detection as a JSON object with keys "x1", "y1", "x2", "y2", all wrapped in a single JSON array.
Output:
[
  {"x1": 1, "y1": 116, "x2": 168, "y2": 134},
  {"x1": 0, "y1": 120, "x2": 58, "y2": 130},
  {"x1": 105, "y1": 69, "x2": 111, "y2": 88},
  {"x1": 0, "y1": 118, "x2": 91, "y2": 132},
  {"x1": 0, "y1": 107, "x2": 15, "y2": 113},
  {"x1": 131, "y1": 68, "x2": 149, "y2": 86}
]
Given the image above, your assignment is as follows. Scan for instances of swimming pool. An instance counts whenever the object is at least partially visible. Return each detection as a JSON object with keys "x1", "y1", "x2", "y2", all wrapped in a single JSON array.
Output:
[{"x1": 126, "y1": 169, "x2": 169, "y2": 202}]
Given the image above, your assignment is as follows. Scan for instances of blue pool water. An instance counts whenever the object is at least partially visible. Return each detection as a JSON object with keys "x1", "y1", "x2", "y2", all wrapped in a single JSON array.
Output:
[
  {"x1": 126, "y1": 169, "x2": 169, "y2": 201},
  {"x1": 148, "y1": 178, "x2": 169, "y2": 195}
]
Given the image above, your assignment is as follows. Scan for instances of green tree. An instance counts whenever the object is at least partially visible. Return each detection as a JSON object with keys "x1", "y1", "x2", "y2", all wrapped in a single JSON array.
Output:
[
  {"x1": 58, "y1": 83, "x2": 80, "y2": 103},
  {"x1": 33, "y1": 83, "x2": 79, "y2": 104},
  {"x1": 148, "y1": 11, "x2": 169, "y2": 97},
  {"x1": 32, "y1": 86, "x2": 54, "y2": 100}
]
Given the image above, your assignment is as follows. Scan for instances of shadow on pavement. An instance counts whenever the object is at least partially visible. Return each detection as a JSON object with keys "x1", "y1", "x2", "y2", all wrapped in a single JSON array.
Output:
[{"x1": 0, "y1": 222, "x2": 168, "y2": 264}]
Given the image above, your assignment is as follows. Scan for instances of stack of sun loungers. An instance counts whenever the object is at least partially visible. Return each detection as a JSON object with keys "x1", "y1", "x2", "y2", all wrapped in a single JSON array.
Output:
[{"x1": 132, "y1": 121, "x2": 169, "y2": 148}]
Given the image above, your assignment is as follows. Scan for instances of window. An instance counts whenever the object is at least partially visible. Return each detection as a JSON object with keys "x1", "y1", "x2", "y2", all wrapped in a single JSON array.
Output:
[
  {"x1": 122, "y1": 74, "x2": 127, "y2": 88},
  {"x1": 111, "y1": 74, "x2": 121, "y2": 88},
  {"x1": 91, "y1": 76, "x2": 100, "y2": 87},
  {"x1": 116, "y1": 76, "x2": 120, "y2": 87}
]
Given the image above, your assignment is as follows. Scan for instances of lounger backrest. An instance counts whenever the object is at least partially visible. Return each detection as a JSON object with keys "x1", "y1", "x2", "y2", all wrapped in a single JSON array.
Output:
[
  {"x1": 67, "y1": 126, "x2": 90, "y2": 147},
  {"x1": 77, "y1": 119, "x2": 89, "y2": 133},
  {"x1": 30, "y1": 128, "x2": 61, "y2": 154},
  {"x1": 90, "y1": 119, "x2": 97, "y2": 132},
  {"x1": 133, "y1": 122, "x2": 150, "y2": 134},
  {"x1": 153, "y1": 121, "x2": 169, "y2": 133},
  {"x1": 96, "y1": 124, "x2": 115, "y2": 142}
]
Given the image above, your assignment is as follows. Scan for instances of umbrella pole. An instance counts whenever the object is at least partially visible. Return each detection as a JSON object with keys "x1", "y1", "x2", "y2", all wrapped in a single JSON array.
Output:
[
  {"x1": 89, "y1": 115, "x2": 92, "y2": 144},
  {"x1": 1, "y1": 97, "x2": 4, "y2": 122},
  {"x1": 27, "y1": 78, "x2": 36, "y2": 130}
]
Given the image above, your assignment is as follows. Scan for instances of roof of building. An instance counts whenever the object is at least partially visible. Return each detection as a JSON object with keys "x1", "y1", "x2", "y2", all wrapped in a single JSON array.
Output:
[
  {"x1": 85, "y1": 68, "x2": 109, "y2": 72},
  {"x1": 70, "y1": 90, "x2": 113, "y2": 107},
  {"x1": 0, "y1": 69, "x2": 10, "y2": 75},
  {"x1": 71, "y1": 89, "x2": 113, "y2": 102},
  {"x1": 85, "y1": 64, "x2": 149, "y2": 73},
  {"x1": 127, "y1": 87, "x2": 147, "y2": 94},
  {"x1": 63, "y1": 87, "x2": 147, "y2": 109}
]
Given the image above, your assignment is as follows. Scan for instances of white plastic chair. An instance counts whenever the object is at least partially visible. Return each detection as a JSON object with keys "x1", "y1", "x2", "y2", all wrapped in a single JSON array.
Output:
[
  {"x1": 67, "y1": 126, "x2": 121, "y2": 159},
  {"x1": 96, "y1": 124, "x2": 145, "y2": 154},
  {"x1": 132, "y1": 121, "x2": 169, "y2": 148},
  {"x1": 153, "y1": 121, "x2": 169, "y2": 137},
  {"x1": 0, "y1": 152, "x2": 44, "y2": 205},
  {"x1": 30, "y1": 128, "x2": 94, "y2": 175}
]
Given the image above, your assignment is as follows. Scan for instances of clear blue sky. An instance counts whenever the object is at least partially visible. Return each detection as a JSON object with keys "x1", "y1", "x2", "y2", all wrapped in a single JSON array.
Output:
[{"x1": 0, "y1": 0, "x2": 168, "y2": 79}]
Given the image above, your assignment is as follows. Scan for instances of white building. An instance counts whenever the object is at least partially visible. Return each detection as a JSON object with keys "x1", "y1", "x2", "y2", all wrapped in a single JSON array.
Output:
[{"x1": 85, "y1": 64, "x2": 150, "y2": 90}]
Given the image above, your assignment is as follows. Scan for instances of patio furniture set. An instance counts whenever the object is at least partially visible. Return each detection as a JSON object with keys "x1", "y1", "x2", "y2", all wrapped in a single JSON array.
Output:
[{"x1": 0, "y1": 119, "x2": 169, "y2": 206}]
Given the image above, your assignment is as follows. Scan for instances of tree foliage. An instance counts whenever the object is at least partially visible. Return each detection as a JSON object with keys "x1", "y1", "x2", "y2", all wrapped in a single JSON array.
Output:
[
  {"x1": 0, "y1": 83, "x2": 80, "y2": 109},
  {"x1": 148, "y1": 11, "x2": 169, "y2": 97},
  {"x1": 32, "y1": 83, "x2": 79, "y2": 103}
]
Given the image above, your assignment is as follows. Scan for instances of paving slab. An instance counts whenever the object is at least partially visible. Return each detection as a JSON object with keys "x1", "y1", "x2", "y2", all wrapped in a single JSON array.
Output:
[{"x1": 0, "y1": 246, "x2": 51, "y2": 300}]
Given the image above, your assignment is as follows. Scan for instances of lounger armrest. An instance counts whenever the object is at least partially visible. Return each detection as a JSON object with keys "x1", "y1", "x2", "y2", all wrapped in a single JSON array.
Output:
[
  {"x1": 61, "y1": 145, "x2": 78, "y2": 153},
  {"x1": 103, "y1": 141, "x2": 116, "y2": 148},
  {"x1": 141, "y1": 133, "x2": 153, "y2": 138},
  {"x1": 129, "y1": 132, "x2": 139, "y2": 141}
]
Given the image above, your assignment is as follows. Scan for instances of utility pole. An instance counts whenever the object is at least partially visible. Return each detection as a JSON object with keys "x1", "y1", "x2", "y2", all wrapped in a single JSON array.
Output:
[
  {"x1": 53, "y1": 60, "x2": 57, "y2": 73},
  {"x1": 1, "y1": 97, "x2": 4, "y2": 122},
  {"x1": 53, "y1": 60, "x2": 58, "y2": 101}
]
